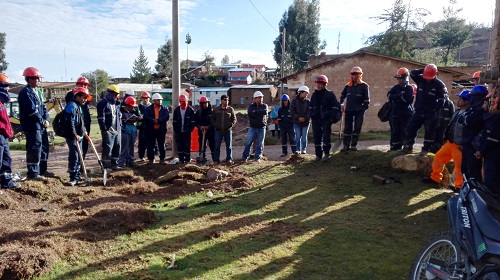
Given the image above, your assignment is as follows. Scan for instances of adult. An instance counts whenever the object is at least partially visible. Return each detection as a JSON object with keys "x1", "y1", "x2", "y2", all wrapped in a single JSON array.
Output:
[
  {"x1": 18, "y1": 67, "x2": 54, "y2": 180},
  {"x1": 0, "y1": 74, "x2": 20, "y2": 189},
  {"x1": 278, "y1": 94, "x2": 296, "y2": 156},
  {"x1": 65, "y1": 76, "x2": 92, "y2": 158},
  {"x1": 470, "y1": 71, "x2": 481, "y2": 86},
  {"x1": 194, "y1": 96, "x2": 215, "y2": 162},
  {"x1": 290, "y1": 85, "x2": 311, "y2": 154},
  {"x1": 173, "y1": 94, "x2": 195, "y2": 164},
  {"x1": 475, "y1": 110, "x2": 500, "y2": 194},
  {"x1": 401, "y1": 64, "x2": 447, "y2": 154},
  {"x1": 242, "y1": 91, "x2": 268, "y2": 162},
  {"x1": 143, "y1": 93, "x2": 169, "y2": 164},
  {"x1": 210, "y1": 95, "x2": 236, "y2": 164},
  {"x1": 97, "y1": 85, "x2": 122, "y2": 170},
  {"x1": 118, "y1": 96, "x2": 141, "y2": 168},
  {"x1": 433, "y1": 94, "x2": 455, "y2": 152},
  {"x1": 309, "y1": 75, "x2": 341, "y2": 162},
  {"x1": 386, "y1": 68, "x2": 414, "y2": 152},
  {"x1": 137, "y1": 91, "x2": 151, "y2": 161},
  {"x1": 340, "y1": 66, "x2": 370, "y2": 152}
]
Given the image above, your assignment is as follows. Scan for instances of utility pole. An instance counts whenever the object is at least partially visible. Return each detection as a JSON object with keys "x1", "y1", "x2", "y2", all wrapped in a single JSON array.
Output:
[
  {"x1": 337, "y1": 31, "x2": 340, "y2": 54},
  {"x1": 280, "y1": 28, "x2": 286, "y2": 96},
  {"x1": 171, "y1": 0, "x2": 180, "y2": 158}
]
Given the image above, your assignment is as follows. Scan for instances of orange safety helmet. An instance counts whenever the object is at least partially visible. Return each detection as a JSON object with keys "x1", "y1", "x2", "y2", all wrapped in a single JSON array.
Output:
[
  {"x1": 76, "y1": 76, "x2": 90, "y2": 86},
  {"x1": 141, "y1": 91, "x2": 151, "y2": 98},
  {"x1": 124, "y1": 96, "x2": 138, "y2": 107},
  {"x1": 0, "y1": 73, "x2": 9, "y2": 86},
  {"x1": 73, "y1": 86, "x2": 89, "y2": 98},
  {"x1": 179, "y1": 94, "x2": 188, "y2": 102},
  {"x1": 423, "y1": 64, "x2": 438, "y2": 80},
  {"x1": 350, "y1": 66, "x2": 363, "y2": 74},
  {"x1": 23, "y1": 67, "x2": 42, "y2": 78},
  {"x1": 199, "y1": 96, "x2": 208, "y2": 103},
  {"x1": 472, "y1": 71, "x2": 481, "y2": 79},
  {"x1": 314, "y1": 75, "x2": 329, "y2": 84},
  {"x1": 395, "y1": 67, "x2": 409, "y2": 78}
]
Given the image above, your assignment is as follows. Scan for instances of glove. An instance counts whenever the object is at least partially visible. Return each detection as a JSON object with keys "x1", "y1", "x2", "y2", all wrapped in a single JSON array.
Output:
[{"x1": 43, "y1": 120, "x2": 50, "y2": 128}]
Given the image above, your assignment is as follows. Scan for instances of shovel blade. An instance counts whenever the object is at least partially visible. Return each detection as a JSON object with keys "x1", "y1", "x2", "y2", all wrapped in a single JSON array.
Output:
[{"x1": 103, "y1": 169, "x2": 108, "y2": 186}]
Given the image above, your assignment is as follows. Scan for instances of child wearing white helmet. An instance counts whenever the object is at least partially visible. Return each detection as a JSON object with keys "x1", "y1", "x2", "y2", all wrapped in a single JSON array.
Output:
[
  {"x1": 290, "y1": 85, "x2": 311, "y2": 154},
  {"x1": 278, "y1": 94, "x2": 296, "y2": 156}
]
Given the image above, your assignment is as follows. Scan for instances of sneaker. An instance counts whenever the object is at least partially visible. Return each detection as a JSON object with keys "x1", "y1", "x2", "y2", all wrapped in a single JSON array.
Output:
[
  {"x1": 42, "y1": 171, "x2": 56, "y2": 177},
  {"x1": 241, "y1": 158, "x2": 248, "y2": 162},
  {"x1": 111, "y1": 166, "x2": 123, "y2": 171},
  {"x1": 314, "y1": 155, "x2": 322, "y2": 162},
  {"x1": 421, "y1": 177, "x2": 439, "y2": 187},
  {"x1": 139, "y1": 158, "x2": 145, "y2": 162},
  {"x1": 255, "y1": 159, "x2": 261, "y2": 163},
  {"x1": 28, "y1": 175, "x2": 46, "y2": 181},
  {"x1": 350, "y1": 147, "x2": 358, "y2": 151},
  {"x1": 2, "y1": 183, "x2": 20, "y2": 189},
  {"x1": 280, "y1": 153, "x2": 288, "y2": 157},
  {"x1": 68, "y1": 180, "x2": 77, "y2": 187},
  {"x1": 340, "y1": 146, "x2": 349, "y2": 152},
  {"x1": 12, "y1": 173, "x2": 26, "y2": 182},
  {"x1": 294, "y1": 151, "x2": 300, "y2": 155},
  {"x1": 301, "y1": 150, "x2": 307, "y2": 154},
  {"x1": 321, "y1": 154, "x2": 330, "y2": 162},
  {"x1": 225, "y1": 160, "x2": 233, "y2": 164}
]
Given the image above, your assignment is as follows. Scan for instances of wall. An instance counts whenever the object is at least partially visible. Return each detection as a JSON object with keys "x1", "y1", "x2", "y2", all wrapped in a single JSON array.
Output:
[{"x1": 230, "y1": 87, "x2": 274, "y2": 106}]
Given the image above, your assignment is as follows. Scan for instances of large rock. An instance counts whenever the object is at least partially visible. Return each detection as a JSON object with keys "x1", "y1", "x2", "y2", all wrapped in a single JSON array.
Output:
[
  {"x1": 391, "y1": 154, "x2": 430, "y2": 171},
  {"x1": 206, "y1": 168, "x2": 229, "y2": 182}
]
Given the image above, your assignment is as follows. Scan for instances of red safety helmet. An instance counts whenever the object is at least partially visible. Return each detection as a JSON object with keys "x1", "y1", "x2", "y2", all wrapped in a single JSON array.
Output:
[
  {"x1": 179, "y1": 94, "x2": 188, "y2": 102},
  {"x1": 73, "y1": 86, "x2": 89, "y2": 99},
  {"x1": 423, "y1": 64, "x2": 438, "y2": 80},
  {"x1": 395, "y1": 68, "x2": 409, "y2": 78},
  {"x1": 410, "y1": 84, "x2": 418, "y2": 96},
  {"x1": 124, "y1": 96, "x2": 138, "y2": 107},
  {"x1": 23, "y1": 67, "x2": 42, "y2": 78},
  {"x1": 350, "y1": 66, "x2": 363, "y2": 74},
  {"x1": 0, "y1": 73, "x2": 9, "y2": 86},
  {"x1": 472, "y1": 71, "x2": 481, "y2": 79},
  {"x1": 141, "y1": 91, "x2": 151, "y2": 98},
  {"x1": 314, "y1": 75, "x2": 328, "y2": 84},
  {"x1": 76, "y1": 76, "x2": 90, "y2": 86},
  {"x1": 199, "y1": 96, "x2": 208, "y2": 103}
]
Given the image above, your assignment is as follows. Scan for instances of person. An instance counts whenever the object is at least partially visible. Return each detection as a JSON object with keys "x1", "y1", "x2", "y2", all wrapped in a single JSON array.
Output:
[
  {"x1": 194, "y1": 96, "x2": 215, "y2": 162},
  {"x1": 18, "y1": 67, "x2": 54, "y2": 181},
  {"x1": 386, "y1": 68, "x2": 414, "y2": 152},
  {"x1": 401, "y1": 64, "x2": 447, "y2": 154},
  {"x1": 137, "y1": 91, "x2": 151, "y2": 161},
  {"x1": 290, "y1": 85, "x2": 311, "y2": 154},
  {"x1": 340, "y1": 66, "x2": 370, "y2": 152},
  {"x1": 173, "y1": 94, "x2": 195, "y2": 164},
  {"x1": 471, "y1": 71, "x2": 481, "y2": 86},
  {"x1": 63, "y1": 87, "x2": 89, "y2": 186},
  {"x1": 118, "y1": 96, "x2": 141, "y2": 168},
  {"x1": 211, "y1": 94, "x2": 236, "y2": 164},
  {"x1": 310, "y1": 75, "x2": 341, "y2": 162},
  {"x1": 242, "y1": 91, "x2": 268, "y2": 162},
  {"x1": 460, "y1": 85, "x2": 488, "y2": 182},
  {"x1": 278, "y1": 94, "x2": 296, "y2": 156},
  {"x1": 97, "y1": 85, "x2": 122, "y2": 170},
  {"x1": 421, "y1": 90, "x2": 470, "y2": 192},
  {"x1": 0, "y1": 74, "x2": 20, "y2": 189},
  {"x1": 269, "y1": 103, "x2": 280, "y2": 138},
  {"x1": 143, "y1": 93, "x2": 169, "y2": 164},
  {"x1": 65, "y1": 76, "x2": 92, "y2": 158},
  {"x1": 433, "y1": 94, "x2": 455, "y2": 153}
]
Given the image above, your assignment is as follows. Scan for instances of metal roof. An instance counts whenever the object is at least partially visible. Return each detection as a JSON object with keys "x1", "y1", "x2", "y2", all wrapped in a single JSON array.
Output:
[
  {"x1": 194, "y1": 87, "x2": 230, "y2": 92},
  {"x1": 117, "y1": 83, "x2": 163, "y2": 92},
  {"x1": 230, "y1": 85, "x2": 274, "y2": 89},
  {"x1": 229, "y1": 68, "x2": 254, "y2": 72}
]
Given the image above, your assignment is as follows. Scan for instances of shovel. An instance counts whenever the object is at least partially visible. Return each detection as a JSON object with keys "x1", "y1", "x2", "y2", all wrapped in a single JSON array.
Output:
[
  {"x1": 332, "y1": 98, "x2": 346, "y2": 151},
  {"x1": 196, "y1": 130, "x2": 208, "y2": 166},
  {"x1": 75, "y1": 136, "x2": 90, "y2": 186},
  {"x1": 85, "y1": 134, "x2": 108, "y2": 186}
]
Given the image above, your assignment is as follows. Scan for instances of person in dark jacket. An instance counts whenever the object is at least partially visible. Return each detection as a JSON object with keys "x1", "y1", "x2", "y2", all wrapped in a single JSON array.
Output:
[
  {"x1": 0, "y1": 74, "x2": 20, "y2": 189},
  {"x1": 278, "y1": 94, "x2": 296, "y2": 156},
  {"x1": 475, "y1": 112, "x2": 500, "y2": 194},
  {"x1": 65, "y1": 76, "x2": 92, "y2": 158},
  {"x1": 433, "y1": 94, "x2": 455, "y2": 153},
  {"x1": 18, "y1": 67, "x2": 54, "y2": 181},
  {"x1": 173, "y1": 94, "x2": 195, "y2": 164},
  {"x1": 210, "y1": 95, "x2": 236, "y2": 164},
  {"x1": 310, "y1": 75, "x2": 341, "y2": 162},
  {"x1": 143, "y1": 93, "x2": 170, "y2": 164},
  {"x1": 340, "y1": 66, "x2": 370, "y2": 152},
  {"x1": 97, "y1": 85, "x2": 122, "y2": 170},
  {"x1": 137, "y1": 91, "x2": 151, "y2": 161},
  {"x1": 242, "y1": 91, "x2": 268, "y2": 162},
  {"x1": 118, "y1": 97, "x2": 142, "y2": 168},
  {"x1": 290, "y1": 85, "x2": 311, "y2": 154},
  {"x1": 401, "y1": 64, "x2": 447, "y2": 154},
  {"x1": 387, "y1": 68, "x2": 414, "y2": 152},
  {"x1": 195, "y1": 96, "x2": 215, "y2": 162}
]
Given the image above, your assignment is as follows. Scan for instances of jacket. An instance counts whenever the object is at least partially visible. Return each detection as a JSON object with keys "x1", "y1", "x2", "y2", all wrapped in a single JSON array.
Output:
[
  {"x1": 478, "y1": 113, "x2": 500, "y2": 160},
  {"x1": 66, "y1": 89, "x2": 91, "y2": 131},
  {"x1": 121, "y1": 107, "x2": 138, "y2": 135},
  {"x1": 461, "y1": 95, "x2": 486, "y2": 144},
  {"x1": 290, "y1": 96, "x2": 311, "y2": 127},
  {"x1": 195, "y1": 104, "x2": 214, "y2": 131},
  {"x1": 96, "y1": 92, "x2": 121, "y2": 132},
  {"x1": 173, "y1": 106, "x2": 196, "y2": 133},
  {"x1": 143, "y1": 104, "x2": 170, "y2": 132},
  {"x1": 18, "y1": 86, "x2": 48, "y2": 131},
  {"x1": 211, "y1": 105, "x2": 236, "y2": 131},
  {"x1": 340, "y1": 83, "x2": 370, "y2": 112},
  {"x1": 410, "y1": 69, "x2": 447, "y2": 113},
  {"x1": 247, "y1": 102, "x2": 268, "y2": 128},
  {"x1": 437, "y1": 96, "x2": 455, "y2": 130},
  {"x1": 137, "y1": 102, "x2": 150, "y2": 129},
  {"x1": 309, "y1": 88, "x2": 341, "y2": 122},
  {"x1": 278, "y1": 102, "x2": 293, "y2": 129},
  {"x1": 444, "y1": 110, "x2": 465, "y2": 145},
  {"x1": 64, "y1": 101, "x2": 85, "y2": 138},
  {"x1": 387, "y1": 83, "x2": 414, "y2": 117}
]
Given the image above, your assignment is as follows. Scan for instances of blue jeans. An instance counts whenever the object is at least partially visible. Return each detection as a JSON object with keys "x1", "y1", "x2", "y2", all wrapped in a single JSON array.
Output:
[
  {"x1": 0, "y1": 134, "x2": 15, "y2": 188},
  {"x1": 101, "y1": 130, "x2": 121, "y2": 168},
  {"x1": 214, "y1": 130, "x2": 233, "y2": 162},
  {"x1": 25, "y1": 128, "x2": 49, "y2": 177},
  {"x1": 66, "y1": 137, "x2": 82, "y2": 181},
  {"x1": 242, "y1": 127, "x2": 265, "y2": 160},
  {"x1": 294, "y1": 123, "x2": 310, "y2": 152},
  {"x1": 118, "y1": 132, "x2": 136, "y2": 166}
]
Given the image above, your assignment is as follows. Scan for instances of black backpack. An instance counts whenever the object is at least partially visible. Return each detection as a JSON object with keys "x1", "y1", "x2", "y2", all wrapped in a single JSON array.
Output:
[
  {"x1": 52, "y1": 103, "x2": 76, "y2": 138},
  {"x1": 377, "y1": 101, "x2": 392, "y2": 122}
]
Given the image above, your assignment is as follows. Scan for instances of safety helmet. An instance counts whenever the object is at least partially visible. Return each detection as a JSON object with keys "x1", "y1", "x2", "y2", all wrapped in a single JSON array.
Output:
[
  {"x1": 470, "y1": 85, "x2": 488, "y2": 95},
  {"x1": 394, "y1": 68, "x2": 409, "y2": 78},
  {"x1": 76, "y1": 76, "x2": 90, "y2": 86},
  {"x1": 179, "y1": 94, "x2": 188, "y2": 102},
  {"x1": 199, "y1": 96, "x2": 208, "y2": 103},
  {"x1": 298, "y1": 85, "x2": 309, "y2": 93},
  {"x1": 410, "y1": 84, "x2": 418, "y2": 96},
  {"x1": 73, "y1": 87, "x2": 89, "y2": 99},
  {"x1": 152, "y1": 93, "x2": 163, "y2": 100},
  {"x1": 314, "y1": 75, "x2": 328, "y2": 84},
  {"x1": 125, "y1": 89, "x2": 135, "y2": 97},
  {"x1": 23, "y1": 67, "x2": 42, "y2": 78},
  {"x1": 141, "y1": 91, "x2": 151, "y2": 98},
  {"x1": 472, "y1": 71, "x2": 481, "y2": 79},
  {"x1": 0, "y1": 73, "x2": 9, "y2": 86},
  {"x1": 423, "y1": 64, "x2": 438, "y2": 80},
  {"x1": 253, "y1": 91, "x2": 264, "y2": 98},
  {"x1": 124, "y1": 96, "x2": 138, "y2": 107},
  {"x1": 281, "y1": 94, "x2": 290, "y2": 101},
  {"x1": 350, "y1": 66, "x2": 363, "y2": 74},
  {"x1": 107, "y1": 84, "x2": 120, "y2": 94},
  {"x1": 456, "y1": 90, "x2": 471, "y2": 100}
]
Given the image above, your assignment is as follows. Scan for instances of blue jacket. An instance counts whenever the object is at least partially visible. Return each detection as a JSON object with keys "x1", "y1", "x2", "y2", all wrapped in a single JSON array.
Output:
[
  {"x1": 278, "y1": 102, "x2": 293, "y2": 129},
  {"x1": 143, "y1": 104, "x2": 170, "y2": 133},
  {"x1": 96, "y1": 92, "x2": 121, "y2": 132},
  {"x1": 461, "y1": 95, "x2": 486, "y2": 144},
  {"x1": 247, "y1": 102, "x2": 268, "y2": 128},
  {"x1": 478, "y1": 113, "x2": 500, "y2": 160},
  {"x1": 18, "y1": 86, "x2": 48, "y2": 131},
  {"x1": 410, "y1": 69, "x2": 447, "y2": 113},
  {"x1": 0, "y1": 87, "x2": 9, "y2": 104},
  {"x1": 340, "y1": 83, "x2": 370, "y2": 112},
  {"x1": 310, "y1": 88, "x2": 341, "y2": 122},
  {"x1": 387, "y1": 83, "x2": 414, "y2": 117},
  {"x1": 173, "y1": 106, "x2": 196, "y2": 133},
  {"x1": 64, "y1": 101, "x2": 85, "y2": 138},
  {"x1": 66, "y1": 89, "x2": 91, "y2": 131}
]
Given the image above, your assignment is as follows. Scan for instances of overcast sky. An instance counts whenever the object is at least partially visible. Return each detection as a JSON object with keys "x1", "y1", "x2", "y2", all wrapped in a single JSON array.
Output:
[{"x1": 1, "y1": 0, "x2": 495, "y2": 83}]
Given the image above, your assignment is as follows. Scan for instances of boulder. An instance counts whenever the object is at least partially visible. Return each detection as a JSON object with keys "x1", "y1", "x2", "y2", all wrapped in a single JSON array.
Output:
[
  {"x1": 206, "y1": 169, "x2": 229, "y2": 182},
  {"x1": 391, "y1": 154, "x2": 430, "y2": 171}
]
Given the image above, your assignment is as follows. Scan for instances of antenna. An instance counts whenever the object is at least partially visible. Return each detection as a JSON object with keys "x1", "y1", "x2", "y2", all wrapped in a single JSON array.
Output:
[
  {"x1": 337, "y1": 31, "x2": 340, "y2": 54},
  {"x1": 64, "y1": 48, "x2": 67, "y2": 81}
]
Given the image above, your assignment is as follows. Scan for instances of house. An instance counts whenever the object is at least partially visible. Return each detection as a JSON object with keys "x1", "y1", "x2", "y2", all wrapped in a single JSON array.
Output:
[
  {"x1": 228, "y1": 68, "x2": 254, "y2": 84},
  {"x1": 192, "y1": 87, "x2": 231, "y2": 106},
  {"x1": 285, "y1": 50, "x2": 467, "y2": 132},
  {"x1": 39, "y1": 82, "x2": 75, "y2": 99},
  {"x1": 229, "y1": 85, "x2": 277, "y2": 105}
]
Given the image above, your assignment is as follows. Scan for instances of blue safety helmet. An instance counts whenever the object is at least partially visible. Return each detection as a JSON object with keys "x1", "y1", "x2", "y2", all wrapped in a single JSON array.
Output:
[
  {"x1": 470, "y1": 85, "x2": 488, "y2": 95},
  {"x1": 455, "y1": 90, "x2": 471, "y2": 100},
  {"x1": 281, "y1": 94, "x2": 290, "y2": 101}
]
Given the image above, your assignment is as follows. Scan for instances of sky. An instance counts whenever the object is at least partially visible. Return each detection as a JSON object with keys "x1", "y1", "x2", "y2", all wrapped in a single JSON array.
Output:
[{"x1": 1, "y1": 0, "x2": 496, "y2": 83}]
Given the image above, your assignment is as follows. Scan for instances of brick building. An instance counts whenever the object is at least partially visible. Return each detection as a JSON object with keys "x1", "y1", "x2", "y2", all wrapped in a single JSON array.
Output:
[{"x1": 229, "y1": 85, "x2": 277, "y2": 106}]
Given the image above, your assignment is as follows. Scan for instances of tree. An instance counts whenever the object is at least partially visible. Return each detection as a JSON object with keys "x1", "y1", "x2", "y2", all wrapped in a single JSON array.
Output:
[
  {"x1": 130, "y1": 46, "x2": 152, "y2": 83},
  {"x1": 0, "y1": 33, "x2": 8, "y2": 72},
  {"x1": 81, "y1": 69, "x2": 111, "y2": 99},
  {"x1": 155, "y1": 37, "x2": 173, "y2": 79},
  {"x1": 185, "y1": 33, "x2": 192, "y2": 66},
  {"x1": 273, "y1": 0, "x2": 323, "y2": 73},
  {"x1": 201, "y1": 51, "x2": 215, "y2": 66},
  {"x1": 221, "y1": 55, "x2": 230, "y2": 65}
]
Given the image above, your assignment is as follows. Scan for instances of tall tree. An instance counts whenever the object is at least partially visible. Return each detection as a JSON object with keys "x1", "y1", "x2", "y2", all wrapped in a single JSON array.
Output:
[
  {"x1": 81, "y1": 69, "x2": 110, "y2": 100},
  {"x1": 130, "y1": 46, "x2": 152, "y2": 83},
  {"x1": 0, "y1": 33, "x2": 8, "y2": 72},
  {"x1": 201, "y1": 50, "x2": 215, "y2": 66},
  {"x1": 221, "y1": 55, "x2": 230, "y2": 65},
  {"x1": 185, "y1": 33, "x2": 192, "y2": 66},
  {"x1": 155, "y1": 37, "x2": 173, "y2": 79},
  {"x1": 273, "y1": 0, "x2": 323, "y2": 73}
]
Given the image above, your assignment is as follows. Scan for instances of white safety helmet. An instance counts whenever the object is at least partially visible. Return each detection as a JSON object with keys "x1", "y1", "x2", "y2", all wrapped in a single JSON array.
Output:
[
  {"x1": 298, "y1": 86, "x2": 310, "y2": 93},
  {"x1": 253, "y1": 91, "x2": 264, "y2": 98},
  {"x1": 152, "y1": 93, "x2": 163, "y2": 100},
  {"x1": 125, "y1": 89, "x2": 135, "y2": 97}
]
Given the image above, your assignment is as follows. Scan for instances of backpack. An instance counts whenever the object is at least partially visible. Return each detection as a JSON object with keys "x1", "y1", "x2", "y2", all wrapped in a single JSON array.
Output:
[
  {"x1": 377, "y1": 101, "x2": 392, "y2": 122},
  {"x1": 53, "y1": 104, "x2": 77, "y2": 138}
]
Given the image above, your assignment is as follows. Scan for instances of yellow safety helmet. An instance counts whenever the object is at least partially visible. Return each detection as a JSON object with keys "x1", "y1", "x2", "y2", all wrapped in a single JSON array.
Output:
[{"x1": 107, "y1": 84, "x2": 120, "y2": 94}]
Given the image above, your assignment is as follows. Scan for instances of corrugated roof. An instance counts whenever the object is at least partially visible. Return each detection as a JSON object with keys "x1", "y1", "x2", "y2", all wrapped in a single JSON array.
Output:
[
  {"x1": 194, "y1": 87, "x2": 231, "y2": 92},
  {"x1": 230, "y1": 85, "x2": 274, "y2": 89},
  {"x1": 117, "y1": 83, "x2": 163, "y2": 92},
  {"x1": 230, "y1": 72, "x2": 252, "y2": 78},
  {"x1": 229, "y1": 68, "x2": 254, "y2": 72}
]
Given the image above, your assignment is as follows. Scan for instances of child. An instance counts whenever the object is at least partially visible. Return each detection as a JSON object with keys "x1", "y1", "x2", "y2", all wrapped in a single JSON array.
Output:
[
  {"x1": 278, "y1": 94, "x2": 296, "y2": 156},
  {"x1": 118, "y1": 96, "x2": 141, "y2": 168}
]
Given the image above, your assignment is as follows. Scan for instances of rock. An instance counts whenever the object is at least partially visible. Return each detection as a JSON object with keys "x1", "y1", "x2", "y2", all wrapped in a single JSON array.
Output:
[
  {"x1": 206, "y1": 190, "x2": 214, "y2": 197},
  {"x1": 155, "y1": 170, "x2": 180, "y2": 185},
  {"x1": 173, "y1": 179, "x2": 187, "y2": 186},
  {"x1": 206, "y1": 169, "x2": 229, "y2": 182},
  {"x1": 391, "y1": 154, "x2": 430, "y2": 171},
  {"x1": 179, "y1": 202, "x2": 189, "y2": 209}
]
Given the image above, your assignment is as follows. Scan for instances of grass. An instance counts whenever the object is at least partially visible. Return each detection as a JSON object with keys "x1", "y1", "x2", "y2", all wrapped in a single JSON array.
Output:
[{"x1": 36, "y1": 150, "x2": 451, "y2": 280}]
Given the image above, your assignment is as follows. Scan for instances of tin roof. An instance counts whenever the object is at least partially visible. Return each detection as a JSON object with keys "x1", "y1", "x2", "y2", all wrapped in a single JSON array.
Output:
[
  {"x1": 230, "y1": 72, "x2": 252, "y2": 78},
  {"x1": 117, "y1": 83, "x2": 163, "y2": 92}
]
